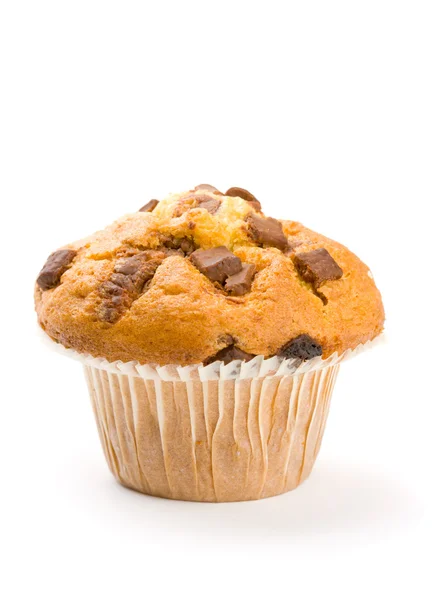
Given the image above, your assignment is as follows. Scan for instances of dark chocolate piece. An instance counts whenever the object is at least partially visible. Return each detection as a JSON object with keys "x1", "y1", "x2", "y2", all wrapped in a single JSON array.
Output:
[
  {"x1": 179, "y1": 238, "x2": 195, "y2": 255},
  {"x1": 225, "y1": 263, "x2": 256, "y2": 296},
  {"x1": 97, "y1": 280, "x2": 132, "y2": 323},
  {"x1": 118, "y1": 253, "x2": 164, "y2": 293},
  {"x1": 190, "y1": 246, "x2": 242, "y2": 283},
  {"x1": 246, "y1": 213, "x2": 288, "y2": 251},
  {"x1": 195, "y1": 196, "x2": 221, "y2": 215},
  {"x1": 205, "y1": 345, "x2": 256, "y2": 365},
  {"x1": 294, "y1": 248, "x2": 343, "y2": 288},
  {"x1": 135, "y1": 260, "x2": 163, "y2": 291},
  {"x1": 278, "y1": 334, "x2": 323, "y2": 361},
  {"x1": 161, "y1": 235, "x2": 196, "y2": 256},
  {"x1": 225, "y1": 187, "x2": 261, "y2": 211},
  {"x1": 37, "y1": 249, "x2": 77, "y2": 291},
  {"x1": 98, "y1": 251, "x2": 165, "y2": 323},
  {"x1": 115, "y1": 254, "x2": 146, "y2": 276},
  {"x1": 139, "y1": 199, "x2": 159, "y2": 212},
  {"x1": 99, "y1": 280, "x2": 128, "y2": 300},
  {"x1": 109, "y1": 272, "x2": 136, "y2": 293}
]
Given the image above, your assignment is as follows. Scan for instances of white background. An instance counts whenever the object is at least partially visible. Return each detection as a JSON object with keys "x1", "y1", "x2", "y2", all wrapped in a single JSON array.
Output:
[{"x1": 1, "y1": 1, "x2": 443, "y2": 599}]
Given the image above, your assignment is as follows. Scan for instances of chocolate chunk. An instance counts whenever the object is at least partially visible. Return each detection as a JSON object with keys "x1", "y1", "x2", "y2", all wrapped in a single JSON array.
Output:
[
  {"x1": 179, "y1": 238, "x2": 195, "y2": 255},
  {"x1": 194, "y1": 184, "x2": 221, "y2": 193},
  {"x1": 225, "y1": 187, "x2": 262, "y2": 211},
  {"x1": 278, "y1": 335, "x2": 323, "y2": 361},
  {"x1": 98, "y1": 251, "x2": 165, "y2": 323},
  {"x1": 161, "y1": 235, "x2": 182, "y2": 250},
  {"x1": 37, "y1": 249, "x2": 77, "y2": 291},
  {"x1": 246, "y1": 213, "x2": 288, "y2": 251},
  {"x1": 161, "y1": 235, "x2": 196, "y2": 255},
  {"x1": 98, "y1": 280, "x2": 132, "y2": 323},
  {"x1": 115, "y1": 250, "x2": 165, "y2": 278},
  {"x1": 190, "y1": 246, "x2": 242, "y2": 283},
  {"x1": 110, "y1": 272, "x2": 136, "y2": 293},
  {"x1": 225, "y1": 263, "x2": 256, "y2": 296},
  {"x1": 134, "y1": 260, "x2": 164, "y2": 291},
  {"x1": 99, "y1": 280, "x2": 128, "y2": 300},
  {"x1": 195, "y1": 195, "x2": 221, "y2": 215},
  {"x1": 205, "y1": 345, "x2": 256, "y2": 365},
  {"x1": 294, "y1": 248, "x2": 343, "y2": 288},
  {"x1": 139, "y1": 199, "x2": 159, "y2": 212},
  {"x1": 122, "y1": 253, "x2": 164, "y2": 292},
  {"x1": 115, "y1": 254, "x2": 146, "y2": 276}
]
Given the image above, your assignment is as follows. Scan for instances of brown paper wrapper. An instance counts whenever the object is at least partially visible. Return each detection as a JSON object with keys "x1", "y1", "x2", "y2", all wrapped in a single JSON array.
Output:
[{"x1": 39, "y1": 330, "x2": 383, "y2": 502}]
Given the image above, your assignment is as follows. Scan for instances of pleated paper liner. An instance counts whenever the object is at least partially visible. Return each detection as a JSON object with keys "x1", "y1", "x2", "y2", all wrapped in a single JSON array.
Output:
[{"x1": 39, "y1": 329, "x2": 384, "y2": 502}]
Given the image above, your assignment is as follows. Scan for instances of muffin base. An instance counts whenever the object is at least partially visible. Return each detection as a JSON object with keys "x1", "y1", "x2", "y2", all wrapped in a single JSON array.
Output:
[{"x1": 83, "y1": 362, "x2": 339, "y2": 502}]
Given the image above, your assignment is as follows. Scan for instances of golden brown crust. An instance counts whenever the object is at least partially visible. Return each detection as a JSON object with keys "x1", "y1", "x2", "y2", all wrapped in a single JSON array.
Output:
[{"x1": 35, "y1": 189, "x2": 384, "y2": 365}]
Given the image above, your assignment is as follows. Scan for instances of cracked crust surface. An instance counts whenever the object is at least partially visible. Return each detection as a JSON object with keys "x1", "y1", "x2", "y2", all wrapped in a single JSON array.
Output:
[{"x1": 34, "y1": 188, "x2": 385, "y2": 365}]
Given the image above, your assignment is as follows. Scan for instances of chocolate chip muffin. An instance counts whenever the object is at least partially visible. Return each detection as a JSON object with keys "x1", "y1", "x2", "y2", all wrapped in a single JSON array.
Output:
[
  {"x1": 35, "y1": 185, "x2": 384, "y2": 502},
  {"x1": 35, "y1": 184, "x2": 384, "y2": 366}
]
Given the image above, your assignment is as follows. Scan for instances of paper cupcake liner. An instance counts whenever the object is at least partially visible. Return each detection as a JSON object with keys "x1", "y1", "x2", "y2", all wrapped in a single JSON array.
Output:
[{"x1": 39, "y1": 329, "x2": 384, "y2": 502}]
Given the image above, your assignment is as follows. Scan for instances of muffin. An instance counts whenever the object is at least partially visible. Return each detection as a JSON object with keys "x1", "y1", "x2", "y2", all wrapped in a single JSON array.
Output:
[{"x1": 35, "y1": 184, "x2": 384, "y2": 502}]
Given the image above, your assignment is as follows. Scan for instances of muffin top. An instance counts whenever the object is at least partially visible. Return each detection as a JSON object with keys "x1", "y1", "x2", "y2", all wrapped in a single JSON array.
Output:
[{"x1": 35, "y1": 185, "x2": 384, "y2": 365}]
